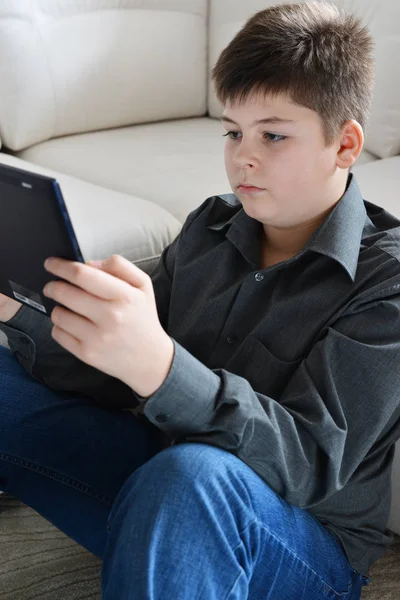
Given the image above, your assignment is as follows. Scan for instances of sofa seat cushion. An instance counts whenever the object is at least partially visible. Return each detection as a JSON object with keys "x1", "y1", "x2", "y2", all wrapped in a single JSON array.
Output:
[
  {"x1": 352, "y1": 156, "x2": 400, "y2": 219},
  {"x1": 17, "y1": 118, "x2": 230, "y2": 224},
  {"x1": 0, "y1": 153, "x2": 182, "y2": 273},
  {"x1": 354, "y1": 149, "x2": 379, "y2": 166}
]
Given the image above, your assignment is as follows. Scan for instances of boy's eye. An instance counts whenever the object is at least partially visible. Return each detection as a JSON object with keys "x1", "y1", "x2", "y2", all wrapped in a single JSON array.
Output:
[
  {"x1": 222, "y1": 131, "x2": 287, "y2": 143},
  {"x1": 264, "y1": 133, "x2": 287, "y2": 143},
  {"x1": 222, "y1": 131, "x2": 242, "y2": 140}
]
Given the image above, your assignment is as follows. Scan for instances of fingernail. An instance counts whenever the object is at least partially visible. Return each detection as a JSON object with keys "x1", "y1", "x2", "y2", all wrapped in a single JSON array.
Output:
[
  {"x1": 88, "y1": 260, "x2": 102, "y2": 268},
  {"x1": 44, "y1": 258, "x2": 54, "y2": 269}
]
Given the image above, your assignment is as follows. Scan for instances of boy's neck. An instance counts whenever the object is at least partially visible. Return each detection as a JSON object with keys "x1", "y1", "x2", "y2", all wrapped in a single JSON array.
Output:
[{"x1": 261, "y1": 212, "x2": 329, "y2": 257}]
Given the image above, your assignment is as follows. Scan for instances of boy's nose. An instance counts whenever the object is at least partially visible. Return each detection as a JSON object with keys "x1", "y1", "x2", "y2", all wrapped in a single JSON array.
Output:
[
  {"x1": 234, "y1": 153, "x2": 257, "y2": 169},
  {"x1": 233, "y1": 144, "x2": 259, "y2": 169}
]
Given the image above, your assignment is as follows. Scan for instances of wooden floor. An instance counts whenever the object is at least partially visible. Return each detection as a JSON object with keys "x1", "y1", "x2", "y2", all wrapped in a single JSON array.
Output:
[{"x1": 0, "y1": 494, "x2": 399, "y2": 599}]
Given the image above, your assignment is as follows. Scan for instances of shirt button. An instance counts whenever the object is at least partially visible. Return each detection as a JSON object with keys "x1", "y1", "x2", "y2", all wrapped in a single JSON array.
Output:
[
  {"x1": 226, "y1": 335, "x2": 237, "y2": 344},
  {"x1": 155, "y1": 413, "x2": 168, "y2": 423},
  {"x1": 255, "y1": 272, "x2": 264, "y2": 282}
]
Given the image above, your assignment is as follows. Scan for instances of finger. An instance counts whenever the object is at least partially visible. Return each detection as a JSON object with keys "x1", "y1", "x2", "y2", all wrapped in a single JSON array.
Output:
[
  {"x1": 50, "y1": 305, "x2": 96, "y2": 342},
  {"x1": 44, "y1": 257, "x2": 137, "y2": 301},
  {"x1": 44, "y1": 279, "x2": 108, "y2": 323},
  {"x1": 88, "y1": 255, "x2": 150, "y2": 292},
  {"x1": 51, "y1": 324, "x2": 83, "y2": 359}
]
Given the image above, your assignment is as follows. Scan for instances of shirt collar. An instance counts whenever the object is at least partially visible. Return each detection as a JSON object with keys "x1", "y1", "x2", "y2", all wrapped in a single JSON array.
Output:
[
  {"x1": 306, "y1": 174, "x2": 367, "y2": 281},
  {"x1": 207, "y1": 173, "x2": 366, "y2": 282}
]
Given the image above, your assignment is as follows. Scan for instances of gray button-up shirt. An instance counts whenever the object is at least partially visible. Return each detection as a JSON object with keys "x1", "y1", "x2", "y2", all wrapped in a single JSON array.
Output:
[{"x1": 2, "y1": 173, "x2": 400, "y2": 578}]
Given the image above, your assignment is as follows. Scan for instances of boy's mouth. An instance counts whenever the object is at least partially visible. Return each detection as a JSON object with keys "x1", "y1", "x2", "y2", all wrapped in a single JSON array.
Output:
[{"x1": 238, "y1": 184, "x2": 265, "y2": 193}]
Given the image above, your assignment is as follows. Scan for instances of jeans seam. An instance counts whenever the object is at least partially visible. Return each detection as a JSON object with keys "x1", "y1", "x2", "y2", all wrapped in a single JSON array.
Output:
[
  {"x1": 0, "y1": 451, "x2": 114, "y2": 507},
  {"x1": 252, "y1": 518, "x2": 354, "y2": 597},
  {"x1": 223, "y1": 518, "x2": 259, "y2": 600},
  {"x1": 224, "y1": 568, "x2": 246, "y2": 600}
]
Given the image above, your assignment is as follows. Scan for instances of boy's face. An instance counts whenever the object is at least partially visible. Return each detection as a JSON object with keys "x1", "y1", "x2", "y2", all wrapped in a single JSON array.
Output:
[{"x1": 222, "y1": 93, "x2": 347, "y2": 231}]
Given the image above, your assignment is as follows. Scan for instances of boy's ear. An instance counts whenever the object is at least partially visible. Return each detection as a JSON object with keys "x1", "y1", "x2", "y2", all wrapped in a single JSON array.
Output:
[{"x1": 336, "y1": 120, "x2": 364, "y2": 169}]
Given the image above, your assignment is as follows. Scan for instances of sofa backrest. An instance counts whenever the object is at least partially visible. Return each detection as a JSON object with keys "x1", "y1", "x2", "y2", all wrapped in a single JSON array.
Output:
[
  {"x1": 0, "y1": 0, "x2": 208, "y2": 151},
  {"x1": 208, "y1": 0, "x2": 400, "y2": 160}
]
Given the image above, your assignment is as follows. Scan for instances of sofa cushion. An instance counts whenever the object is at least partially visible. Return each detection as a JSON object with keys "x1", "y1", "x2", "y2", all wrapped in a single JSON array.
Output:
[
  {"x1": 17, "y1": 118, "x2": 231, "y2": 224},
  {"x1": 0, "y1": 0, "x2": 207, "y2": 151},
  {"x1": 208, "y1": 0, "x2": 400, "y2": 160},
  {"x1": 0, "y1": 153, "x2": 182, "y2": 273},
  {"x1": 352, "y1": 156, "x2": 400, "y2": 218},
  {"x1": 354, "y1": 149, "x2": 379, "y2": 166}
]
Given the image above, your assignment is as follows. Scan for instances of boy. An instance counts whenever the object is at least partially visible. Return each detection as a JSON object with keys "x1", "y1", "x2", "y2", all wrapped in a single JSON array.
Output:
[{"x1": 0, "y1": 2, "x2": 398, "y2": 598}]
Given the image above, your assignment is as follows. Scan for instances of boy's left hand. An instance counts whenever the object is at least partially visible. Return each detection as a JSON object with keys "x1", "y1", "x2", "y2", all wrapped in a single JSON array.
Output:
[{"x1": 43, "y1": 254, "x2": 174, "y2": 399}]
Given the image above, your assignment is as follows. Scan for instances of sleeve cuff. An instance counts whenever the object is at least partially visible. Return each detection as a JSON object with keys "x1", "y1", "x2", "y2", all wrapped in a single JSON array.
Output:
[
  {"x1": 0, "y1": 304, "x2": 49, "y2": 340},
  {"x1": 135, "y1": 338, "x2": 221, "y2": 436},
  {"x1": 1, "y1": 303, "x2": 30, "y2": 327},
  {"x1": 0, "y1": 305, "x2": 58, "y2": 374},
  {"x1": 0, "y1": 305, "x2": 39, "y2": 372}
]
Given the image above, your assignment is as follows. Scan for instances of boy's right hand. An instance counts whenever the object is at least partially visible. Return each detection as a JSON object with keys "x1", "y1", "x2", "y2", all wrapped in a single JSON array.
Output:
[{"x1": 0, "y1": 294, "x2": 22, "y2": 323}]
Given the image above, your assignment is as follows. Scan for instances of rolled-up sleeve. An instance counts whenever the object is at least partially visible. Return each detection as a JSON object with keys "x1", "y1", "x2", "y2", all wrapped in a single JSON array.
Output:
[{"x1": 137, "y1": 286, "x2": 400, "y2": 509}]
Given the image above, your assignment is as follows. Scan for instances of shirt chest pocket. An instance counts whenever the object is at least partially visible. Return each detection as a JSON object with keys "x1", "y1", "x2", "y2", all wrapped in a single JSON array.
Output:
[{"x1": 225, "y1": 335, "x2": 303, "y2": 400}]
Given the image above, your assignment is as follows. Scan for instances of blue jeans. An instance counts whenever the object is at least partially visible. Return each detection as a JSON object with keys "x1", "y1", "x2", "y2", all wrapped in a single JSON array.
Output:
[{"x1": 0, "y1": 345, "x2": 368, "y2": 599}]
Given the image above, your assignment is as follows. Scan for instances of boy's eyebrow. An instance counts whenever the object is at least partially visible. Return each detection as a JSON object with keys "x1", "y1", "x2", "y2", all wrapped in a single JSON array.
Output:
[{"x1": 221, "y1": 115, "x2": 296, "y2": 126}]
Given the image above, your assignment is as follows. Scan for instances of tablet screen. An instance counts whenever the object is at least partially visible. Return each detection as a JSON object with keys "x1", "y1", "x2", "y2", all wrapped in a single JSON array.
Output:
[{"x1": 0, "y1": 163, "x2": 84, "y2": 315}]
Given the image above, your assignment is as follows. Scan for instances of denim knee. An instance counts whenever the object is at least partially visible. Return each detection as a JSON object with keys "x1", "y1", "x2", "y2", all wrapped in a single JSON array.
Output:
[
  {"x1": 105, "y1": 441, "x2": 256, "y2": 535},
  {"x1": 139, "y1": 441, "x2": 239, "y2": 484}
]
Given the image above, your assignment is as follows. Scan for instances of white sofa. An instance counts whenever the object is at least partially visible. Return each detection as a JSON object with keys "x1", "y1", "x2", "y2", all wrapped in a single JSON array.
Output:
[{"x1": 0, "y1": 0, "x2": 400, "y2": 536}]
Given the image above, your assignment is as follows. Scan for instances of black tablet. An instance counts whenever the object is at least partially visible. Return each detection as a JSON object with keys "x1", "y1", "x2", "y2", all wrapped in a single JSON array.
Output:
[{"x1": 0, "y1": 162, "x2": 85, "y2": 316}]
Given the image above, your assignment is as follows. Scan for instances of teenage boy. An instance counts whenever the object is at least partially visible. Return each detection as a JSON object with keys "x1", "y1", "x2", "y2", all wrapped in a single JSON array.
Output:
[{"x1": 0, "y1": 2, "x2": 398, "y2": 598}]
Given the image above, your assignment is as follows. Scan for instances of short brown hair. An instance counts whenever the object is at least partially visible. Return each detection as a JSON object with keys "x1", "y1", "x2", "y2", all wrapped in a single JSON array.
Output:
[{"x1": 211, "y1": 1, "x2": 375, "y2": 145}]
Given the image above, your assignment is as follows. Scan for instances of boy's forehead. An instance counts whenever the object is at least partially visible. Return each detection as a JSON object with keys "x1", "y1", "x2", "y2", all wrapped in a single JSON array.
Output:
[{"x1": 222, "y1": 93, "x2": 316, "y2": 125}]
